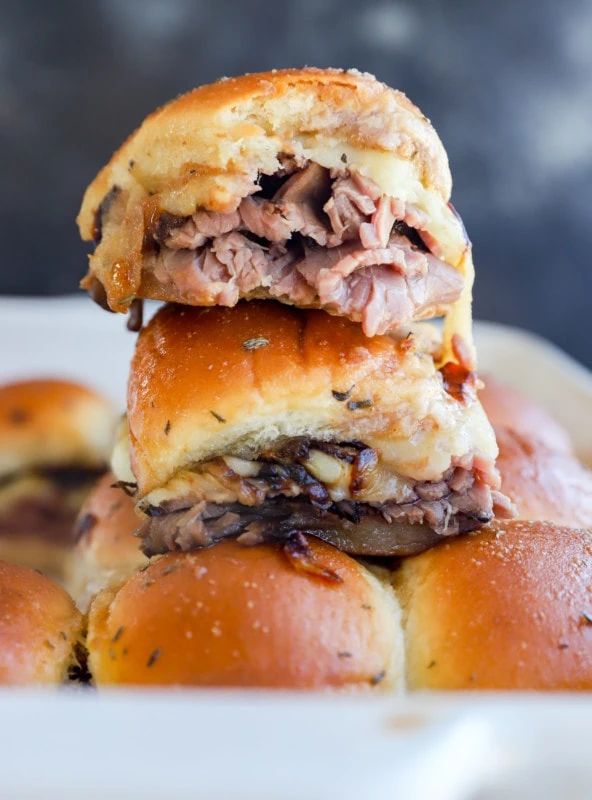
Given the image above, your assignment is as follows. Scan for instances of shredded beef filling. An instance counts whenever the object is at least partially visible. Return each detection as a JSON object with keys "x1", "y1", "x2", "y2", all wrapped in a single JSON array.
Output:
[
  {"x1": 137, "y1": 438, "x2": 509, "y2": 558},
  {"x1": 136, "y1": 162, "x2": 464, "y2": 336}
]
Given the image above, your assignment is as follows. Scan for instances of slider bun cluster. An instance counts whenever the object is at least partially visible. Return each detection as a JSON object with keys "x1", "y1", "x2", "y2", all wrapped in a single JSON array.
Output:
[
  {"x1": 54, "y1": 67, "x2": 592, "y2": 691},
  {"x1": 78, "y1": 516, "x2": 592, "y2": 690},
  {"x1": 71, "y1": 351, "x2": 592, "y2": 692}
]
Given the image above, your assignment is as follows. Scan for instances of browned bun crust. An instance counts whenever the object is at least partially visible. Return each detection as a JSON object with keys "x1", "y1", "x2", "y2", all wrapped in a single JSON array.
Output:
[
  {"x1": 494, "y1": 425, "x2": 592, "y2": 528},
  {"x1": 66, "y1": 473, "x2": 147, "y2": 609},
  {"x1": 87, "y1": 537, "x2": 403, "y2": 689},
  {"x1": 126, "y1": 301, "x2": 495, "y2": 496},
  {"x1": 394, "y1": 520, "x2": 592, "y2": 690},
  {"x1": 79, "y1": 67, "x2": 450, "y2": 236},
  {"x1": 0, "y1": 560, "x2": 83, "y2": 685},
  {"x1": 76, "y1": 68, "x2": 465, "y2": 313},
  {"x1": 0, "y1": 379, "x2": 115, "y2": 476},
  {"x1": 480, "y1": 375, "x2": 572, "y2": 454}
]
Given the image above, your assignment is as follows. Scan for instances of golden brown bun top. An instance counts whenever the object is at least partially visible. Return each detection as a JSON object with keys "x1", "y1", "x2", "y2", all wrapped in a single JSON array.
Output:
[
  {"x1": 495, "y1": 425, "x2": 592, "y2": 529},
  {"x1": 79, "y1": 68, "x2": 451, "y2": 239},
  {"x1": 0, "y1": 379, "x2": 116, "y2": 478},
  {"x1": 0, "y1": 560, "x2": 83, "y2": 685},
  {"x1": 480, "y1": 375, "x2": 572, "y2": 454},
  {"x1": 395, "y1": 520, "x2": 592, "y2": 690},
  {"x1": 87, "y1": 536, "x2": 403, "y2": 689},
  {"x1": 127, "y1": 301, "x2": 496, "y2": 495}
]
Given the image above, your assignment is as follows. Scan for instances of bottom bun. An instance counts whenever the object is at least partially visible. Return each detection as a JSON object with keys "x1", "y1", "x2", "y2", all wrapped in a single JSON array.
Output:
[
  {"x1": 0, "y1": 560, "x2": 84, "y2": 685},
  {"x1": 87, "y1": 537, "x2": 403, "y2": 689},
  {"x1": 394, "y1": 520, "x2": 592, "y2": 690}
]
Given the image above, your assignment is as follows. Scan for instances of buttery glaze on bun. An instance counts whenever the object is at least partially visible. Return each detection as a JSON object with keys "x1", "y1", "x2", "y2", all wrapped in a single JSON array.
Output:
[
  {"x1": 394, "y1": 520, "x2": 592, "y2": 690},
  {"x1": 87, "y1": 537, "x2": 403, "y2": 689},
  {"x1": 0, "y1": 560, "x2": 83, "y2": 685},
  {"x1": 494, "y1": 425, "x2": 592, "y2": 528},
  {"x1": 77, "y1": 68, "x2": 472, "y2": 348},
  {"x1": 66, "y1": 472, "x2": 147, "y2": 609},
  {"x1": 0, "y1": 379, "x2": 115, "y2": 477},
  {"x1": 480, "y1": 375, "x2": 572, "y2": 454},
  {"x1": 126, "y1": 301, "x2": 495, "y2": 497}
]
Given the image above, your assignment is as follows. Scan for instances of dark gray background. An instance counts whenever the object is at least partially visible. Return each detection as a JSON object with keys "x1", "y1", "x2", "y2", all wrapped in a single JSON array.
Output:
[{"x1": 2, "y1": 0, "x2": 591, "y2": 365}]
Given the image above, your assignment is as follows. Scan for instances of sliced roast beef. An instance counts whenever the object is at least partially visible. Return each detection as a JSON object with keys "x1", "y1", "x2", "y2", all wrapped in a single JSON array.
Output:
[
  {"x1": 138, "y1": 497, "x2": 448, "y2": 558},
  {"x1": 136, "y1": 437, "x2": 509, "y2": 558},
  {"x1": 151, "y1": 229, "x2": 462, "y2": 335},
  {"x1": 149, "y1": 161, "x2": 466, "y2": 334}
]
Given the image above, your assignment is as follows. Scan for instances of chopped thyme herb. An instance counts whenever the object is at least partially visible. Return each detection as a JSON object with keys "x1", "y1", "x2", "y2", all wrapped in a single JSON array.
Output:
[
  {"x1": 164, "y1": 420, "x2": 171, "y2": 435},
  {"x1": 147, "y1": 648, "x2": 161, "y2": 668},
  {"x1": 210, "y1": 410, "x2": 226, "y2": 423},
  {"x1": 427, "y1": 660, "x2": 436, "y2": 669},
  {"x1": 340, "y1": 153, "x2": 347, "y2": 163},
  {"x1": 347, "y1": 399, "x2": 373, "y2": 411},
  {"x1": 337, "y1": 651, "x2": 353, "y2": 658},
  {"x1": 111, "y1": 626, "x2": 124, "y2": 643},
  {"x1": 60, "y1": 631, "x2": 67, "y2": 641},
  {"x1": 582, "y1": 611, "x2": 592, "y2": 625},
  {"x1": 128, "y1": 159, "x2": 135, "y2": 169},
  {"x1": 370, "y1": 670, "x2": 386, "y2": 686},
  {"x1": 243, "y1": 337, "x2": 270, "y2": 351},
  {"x1": 559, "y1": 642, "x2": 569, "y2": 649},
  {"x1": 362, "y1": 604, "x2": 372, "y2": 611},
  {"x1": 162, "y1": 564, "x2": 180, "y2": 576},
  {"x1": 332, "y1": 386, "x2": 354, "y2": 402}
]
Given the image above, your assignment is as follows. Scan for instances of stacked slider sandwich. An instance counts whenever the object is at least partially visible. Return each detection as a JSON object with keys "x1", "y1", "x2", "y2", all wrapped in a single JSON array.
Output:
[
  {"x1": 0, "y1": 379, "x2": 115, "y2": 576},
  {"x1": 75, "y1": 69, "x2": 517, "y2": 688}
]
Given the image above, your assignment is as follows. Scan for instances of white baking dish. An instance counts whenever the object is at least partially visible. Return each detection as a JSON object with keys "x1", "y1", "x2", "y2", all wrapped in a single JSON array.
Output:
[{"x1": 0, "y1": 296, "x2": 591, "y2": 800}]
